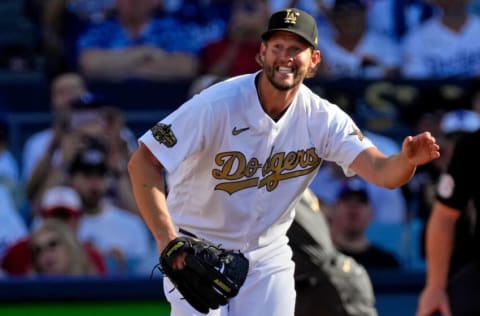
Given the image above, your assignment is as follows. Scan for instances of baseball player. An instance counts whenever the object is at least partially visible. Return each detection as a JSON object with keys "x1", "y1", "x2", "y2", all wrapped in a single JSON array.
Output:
[
  {"x1": 416, "y1": 128, "x2": 480, "y2": 316},
  {"x1": 128, "y1": 8, "x2": 440, "y2": 316}
]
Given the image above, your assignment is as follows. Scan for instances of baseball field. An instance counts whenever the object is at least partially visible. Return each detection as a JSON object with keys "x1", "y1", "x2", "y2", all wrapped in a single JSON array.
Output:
[{"x1": 1, "y1": 301, "x2": 171, "y2": 316}]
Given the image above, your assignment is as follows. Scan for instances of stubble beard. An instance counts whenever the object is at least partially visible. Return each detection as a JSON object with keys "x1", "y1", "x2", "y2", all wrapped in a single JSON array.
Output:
[
  {"x1": 263, "y1": 63, "x2": 306, "y2": 91},
  {"x1": 81, "y1": 192, "x2": 103, "y2": 214}
]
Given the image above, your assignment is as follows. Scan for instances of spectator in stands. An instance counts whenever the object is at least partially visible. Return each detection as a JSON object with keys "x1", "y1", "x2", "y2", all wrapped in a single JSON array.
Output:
[
  {"x1": 1, "y1": 185, "x2": 107, "y2": 276},
  {"x1": 329, "y1": 179, "x2": 401, "y2": 270},
  {"x1": 0, "y1": 0, "x2": 38, "y2": 73},
  {"x1": 25, "y1": 92, "x2": 138, "y2": 217},
  {"x1": 77, "y1": 0, "x2": 225, "y2": 81},
  {"x1": 39, "y1": 0, "x2": 116, "y2": 78},
  {"x1": 0, "y1": 185, "x2": 29, "y2": 267},
  {"x1": 158, "y1": 0, "x2": 231, "y2": 25},
  {"x1": 316, "y1": 0, "x2": 401, "y2": 79},
  {"x1": 22, "y1": 72, "x2": 87, "y2": 185},
  {"x1": 401, "y1": 0, "x2": 480, "y2": 78},
  {"x1": 198, "y1": 0, "x2": 268, "y2": 77},
  {"x1": 367, "y1": 0, "x2": 436, "y2": 42},
  {"x1": 68, "y1": 141, "x2": 151, "y2": 275},
  {"x1": 101, "y1": 105, "x2": 138, "y2": 212},
  {"x1": 0, "y1": 114, "x2": 23, "y2": 210},
  {"x1": 31, "y1": 218, "x2": 97, "y2": 276}
]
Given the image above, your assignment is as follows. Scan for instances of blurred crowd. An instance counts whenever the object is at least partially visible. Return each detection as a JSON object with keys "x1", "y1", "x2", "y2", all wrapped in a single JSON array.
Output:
[
  {"x1": 1, "y1": 0, "x2": 480, "y2": 280},
  {"x1": 3, "y1": 0, "x2": 480, "y2": 80}
]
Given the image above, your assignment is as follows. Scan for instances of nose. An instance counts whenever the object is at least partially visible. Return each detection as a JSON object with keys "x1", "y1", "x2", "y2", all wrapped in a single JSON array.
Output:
[{"x1": 278, "y1": 50, "x2": 294, "y2": 63}]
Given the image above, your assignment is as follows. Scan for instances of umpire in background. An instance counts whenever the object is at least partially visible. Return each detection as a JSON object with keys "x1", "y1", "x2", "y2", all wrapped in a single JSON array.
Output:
[{"x1": 416, "y1": 128, "x2": 480, "y2": 316}]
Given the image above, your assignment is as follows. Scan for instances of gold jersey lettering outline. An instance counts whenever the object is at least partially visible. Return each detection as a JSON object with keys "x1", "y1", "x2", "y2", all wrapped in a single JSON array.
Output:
[{"x1": 212, "y1": 148, "x2": 321, "y2": 195}]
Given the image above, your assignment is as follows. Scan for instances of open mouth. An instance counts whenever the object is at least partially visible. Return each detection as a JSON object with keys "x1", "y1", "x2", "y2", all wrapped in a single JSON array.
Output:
[{"x1": 277, "y1": 66, "x2": 294, "y2": 75}]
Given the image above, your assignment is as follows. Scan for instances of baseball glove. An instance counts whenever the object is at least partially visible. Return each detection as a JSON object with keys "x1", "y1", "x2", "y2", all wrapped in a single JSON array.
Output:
[{"x1": 159, "y1": 236, "x2": 249, "y2": 314}]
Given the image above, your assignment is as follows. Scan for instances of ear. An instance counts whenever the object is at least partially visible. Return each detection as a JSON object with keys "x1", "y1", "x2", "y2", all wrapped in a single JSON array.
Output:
[
  {"x1": 256, "y1": 42, "x2": 267, "y2": 66},
  {"x1": 259, "y1": 42, "x2": 267, "y2": 58},
  {"x1": 306, "y1": 49, "x2": 322, "y2": 78},
  {"x1": 311, "y1": 49, "x2": 321, "y2": 67}
]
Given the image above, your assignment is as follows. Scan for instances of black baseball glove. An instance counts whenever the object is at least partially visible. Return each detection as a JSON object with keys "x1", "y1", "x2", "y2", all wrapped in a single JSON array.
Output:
[{"x1": 159, "y1": 236, "x2": 249, "y2": 314}]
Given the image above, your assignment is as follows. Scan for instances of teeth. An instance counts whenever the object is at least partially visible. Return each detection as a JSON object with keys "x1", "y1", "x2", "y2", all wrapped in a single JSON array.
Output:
[{"x1": 278, "y1": 66, "x2": 293, "y2": 73}]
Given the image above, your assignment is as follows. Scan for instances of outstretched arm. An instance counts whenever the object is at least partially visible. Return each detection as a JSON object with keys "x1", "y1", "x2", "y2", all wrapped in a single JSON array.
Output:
[
  {"x1": 127, "y1": 143, "x2": 177, "y2": 252},
  {"x1": 350, "y1": 131, "x2": 440, "y2": 189}
]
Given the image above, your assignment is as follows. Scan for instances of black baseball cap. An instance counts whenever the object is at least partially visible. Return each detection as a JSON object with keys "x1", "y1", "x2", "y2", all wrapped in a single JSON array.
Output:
[
  {"x1": 71, "y1": 92, "x2": 109, "y2": 110},
  {"x1": 261, "y1": 8, "x2": 318, "y2": 49},
  {"x1": 69, "y1": 92, "x2": 108, "y2": 130},
  {"x1": 337, "y1": 179, "x2": 369, "y2": 203},
  {"x1": 69, "y1": 140, "x2": 108, "y2": 176}
]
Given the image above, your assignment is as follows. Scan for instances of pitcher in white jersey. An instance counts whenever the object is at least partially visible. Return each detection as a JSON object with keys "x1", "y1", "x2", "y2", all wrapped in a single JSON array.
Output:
[{"x1": 128, "y1": 8, "x2": 440, "y2": 316}]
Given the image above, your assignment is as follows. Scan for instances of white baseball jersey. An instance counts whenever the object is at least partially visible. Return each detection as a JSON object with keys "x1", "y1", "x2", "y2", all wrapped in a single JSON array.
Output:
[
  {"x1": 401, "y1": 14, "x2": 480, "y2": 78},
  {"x1": 77, "y1": 201, "x2": 151, "y2": 272},
  {"x1": 318, "y1": 31, "x2": 401, "y2": 79},
  {"x1": 139, "y1": 72, "x2": 374, "y2": 254}
]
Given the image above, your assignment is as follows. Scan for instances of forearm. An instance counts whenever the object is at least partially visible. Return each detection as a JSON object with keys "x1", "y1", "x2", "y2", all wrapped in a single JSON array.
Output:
[
  {"x1": 351, "y1": 147, "x2": 416, "y2": 189},
  {"x1": 25, "y1": 145, "x2": 59, "y2": 203},
  {"x1": 26, "y1": 163, "x2": 65, "y2": 214},
  {"x1": 134, "y1": 53, "x2": 199, "y2": 79},
  {"x1": 424, "y1": 202, "x2": 459, "y2": 289},
  {"x1": 377, "y1": 151, "x2": 417, "y2": 188},
  {"x1": 79, "y1": 49, "x2": 145, "y2": 80},
  {"x1": 352, "y1": 131, "x2": 440, "y2": 189},
  {"x1": 127, "y1": 143, "x2": 177, "y2": 251}
]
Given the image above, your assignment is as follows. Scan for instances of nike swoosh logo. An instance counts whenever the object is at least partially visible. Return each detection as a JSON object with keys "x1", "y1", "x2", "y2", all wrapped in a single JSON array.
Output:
[{"x1": 232, "y1": 126, "x2": 250, "y2": 136}]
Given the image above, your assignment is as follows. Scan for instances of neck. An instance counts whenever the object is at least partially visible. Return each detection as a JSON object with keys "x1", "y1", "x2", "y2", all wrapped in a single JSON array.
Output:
[
  {"x1": 85, "y1": 204, "x2": 102, "y2": 216},
  {"x1": 121, "y1": 16, "x2": 149, "y2": 38},
  {"x1": 256, "y1": 72, "x2": 298, "y2": 120},
  {"x1": 441, "y1": 8, "x2": 468, "y2": 32},
  {"x1": 336, "y1": 32, "x2": 363, "y2": 52}
]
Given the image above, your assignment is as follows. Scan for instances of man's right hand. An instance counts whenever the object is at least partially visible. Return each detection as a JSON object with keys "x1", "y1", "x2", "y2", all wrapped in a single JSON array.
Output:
[{"x1": 416, "y1": 287, "x2": 452, "y2": 316}]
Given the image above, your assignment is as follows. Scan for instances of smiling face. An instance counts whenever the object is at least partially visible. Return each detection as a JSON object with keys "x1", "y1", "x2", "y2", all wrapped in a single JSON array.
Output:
[{"x1": 259, "y1": 31, "x2": 321, "y2": 91}]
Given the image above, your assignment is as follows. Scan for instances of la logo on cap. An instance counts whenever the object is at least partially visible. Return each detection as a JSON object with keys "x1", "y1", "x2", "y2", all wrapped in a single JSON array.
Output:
[{"x1": 284, "y1": 9, "x2": 300, "y2": 25}]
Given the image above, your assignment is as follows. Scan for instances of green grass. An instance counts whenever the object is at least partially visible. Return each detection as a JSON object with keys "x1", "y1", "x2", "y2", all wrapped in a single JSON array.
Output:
[{"x1": 0, "y1": 301, "x2": 171, "y2": 316}]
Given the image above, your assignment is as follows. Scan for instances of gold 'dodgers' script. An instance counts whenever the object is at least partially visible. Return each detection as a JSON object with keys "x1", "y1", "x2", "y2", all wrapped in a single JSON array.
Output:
[{"x1": 212, "y1": 148, "x2": 321, "y2": 195}]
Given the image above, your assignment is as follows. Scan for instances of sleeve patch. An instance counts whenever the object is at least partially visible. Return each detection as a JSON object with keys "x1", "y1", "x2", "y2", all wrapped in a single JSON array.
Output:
[{"x1": 151, "y1": 123, "x2": 177, "y2": 148}]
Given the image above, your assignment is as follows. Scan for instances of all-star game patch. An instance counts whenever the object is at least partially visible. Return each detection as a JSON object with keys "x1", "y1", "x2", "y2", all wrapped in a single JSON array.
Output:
[{"x1": 151, "y1": 123, "x2": 177, "y2": 148}]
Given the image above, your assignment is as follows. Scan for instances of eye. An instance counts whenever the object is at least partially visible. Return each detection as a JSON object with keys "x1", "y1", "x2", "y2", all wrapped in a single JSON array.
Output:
[
  {"x1": 273, "y1": 43, "x2": 283, "y2": 50},
  {"x1": 287, "y1": 47, "x2": 302, "y2": 56}
]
